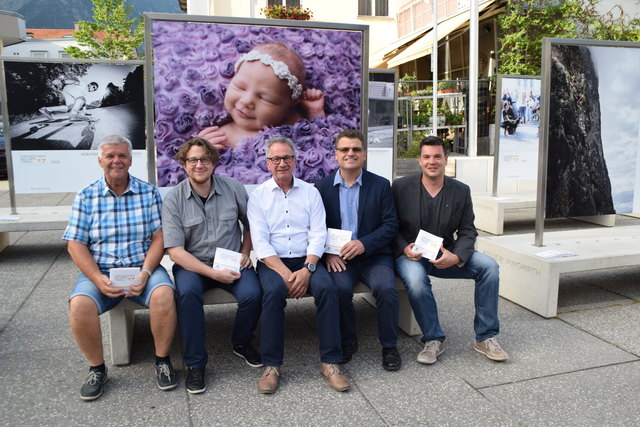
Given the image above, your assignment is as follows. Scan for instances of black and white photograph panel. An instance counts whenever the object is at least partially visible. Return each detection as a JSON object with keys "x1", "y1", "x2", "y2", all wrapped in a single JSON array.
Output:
[{"x1": 4, "y1": 61, "x2": 145, "y2": 150}]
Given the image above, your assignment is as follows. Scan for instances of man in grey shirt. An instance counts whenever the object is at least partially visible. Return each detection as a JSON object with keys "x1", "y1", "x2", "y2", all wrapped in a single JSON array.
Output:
[{"x1": 162, "y1": 137, "x2": 262, "y2": 395}]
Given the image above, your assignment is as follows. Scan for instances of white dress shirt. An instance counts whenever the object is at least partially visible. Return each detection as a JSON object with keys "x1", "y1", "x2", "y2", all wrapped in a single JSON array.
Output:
[{"x1": 248, "y1": 177, "x2": 327, "y2": 260}]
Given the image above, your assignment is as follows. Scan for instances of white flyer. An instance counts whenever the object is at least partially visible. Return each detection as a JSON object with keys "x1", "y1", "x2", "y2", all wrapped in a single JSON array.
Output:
[
  {"x1": 411, "y1": 229, "x2": 443, "y2": 260},
  {"x1": 325, "y1": 228, "x2": 352, "y2": 255},
  {"x1": 109, "y1": 267, "x2": 140, "y2": 291},
  {"x1": 213, "y1": 248, "x2": 242, "y2": 273}
]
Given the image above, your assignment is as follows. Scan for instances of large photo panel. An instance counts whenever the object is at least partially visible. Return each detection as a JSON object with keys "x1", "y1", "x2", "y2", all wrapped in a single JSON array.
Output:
[
  {"x1": 367, "y1": 68, "x2": 397, "y2": 182},
  {"x1": 146, "y1": 14, "x2": 367, "y2": 187},
  {"x1": 542, "y1": 39, "x2": 640, "y2": 218},
  {"x1": 1, "y1": 58, "x2": 147, "y2": 193}
]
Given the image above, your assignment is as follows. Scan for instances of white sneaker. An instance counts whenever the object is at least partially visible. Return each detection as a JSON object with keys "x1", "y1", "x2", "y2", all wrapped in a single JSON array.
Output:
[
  {"x1": 417, "y1": 340, "x2": 445, "y2": 365},
  {"x1": 474, "y1": 337, "x2": 509, "y2": 361}
]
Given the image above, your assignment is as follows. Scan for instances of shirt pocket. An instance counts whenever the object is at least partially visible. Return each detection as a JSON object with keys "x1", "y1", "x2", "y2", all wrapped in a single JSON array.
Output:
[
  {"x1": 183, "y1": 216, "x2": 205, "y2": 243},
  {"x1": 214, "y1": 211, "x2": 237, "y2": 239}
]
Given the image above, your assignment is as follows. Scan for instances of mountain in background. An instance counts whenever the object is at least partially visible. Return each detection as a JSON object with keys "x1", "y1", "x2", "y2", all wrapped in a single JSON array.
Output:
[{"x1": 0, "y1": 0, "x2": 183, "y2": 29}]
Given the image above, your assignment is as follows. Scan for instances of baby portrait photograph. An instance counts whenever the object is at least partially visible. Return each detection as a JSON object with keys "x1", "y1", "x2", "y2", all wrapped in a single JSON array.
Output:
[{"x1": 151, "y1": 18, "x2": 364, "y2": 186}]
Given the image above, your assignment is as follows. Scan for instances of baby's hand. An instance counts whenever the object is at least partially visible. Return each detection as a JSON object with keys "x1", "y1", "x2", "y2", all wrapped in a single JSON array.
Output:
[
  {"x1": 301, "y1": 88, "x2": 325, "y2": 119},
  {"x1": 198, "y1": 126, "x2": 230, "y2": 152}
]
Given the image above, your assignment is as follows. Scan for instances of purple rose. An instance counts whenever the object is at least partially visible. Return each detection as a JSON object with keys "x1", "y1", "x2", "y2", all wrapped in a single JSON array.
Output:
[
  {"x1": 178, "y1": 90, "x2": 199, "y2": 113},
  {"x1": 195, "y1": 111, "x2": 215, "y2": 128},
  {"x1": 173, "y1": 43, "x2": 192, "y2": 57},
  {"x1": 219, "y1": 28, "x2": 234, "y2": 43},
  {"x1": 298, "y1": 147, "x2": 326, "y2": 170},
  {"x1": 173, "y1": 113, "x2": 194, "y2": 134},
  {"x1": 219, "y1": 61, "x2": 235, "y2": 78},
  {"x1": 163, "y1": 73, "x2": 180, "y2": 91},
  {"x1": 234, "y1": 39, "x2": 252, "y2": 53},
  {"x1": 204, "y1": 48, "x2": 220, "y2": 62},
  {"x1": 157, "y1": 94, "x2": 179, "y2": 117},
  {"x1": 155, "y1": 120, "x2": 173, "y2": 141},
  {"x1": 198, "y1": 85, "x2": 220, "y2": 105}
]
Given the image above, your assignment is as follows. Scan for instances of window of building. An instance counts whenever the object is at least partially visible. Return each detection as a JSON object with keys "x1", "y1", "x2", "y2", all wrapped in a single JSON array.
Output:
[
  {"x1": 359, "y1": 0, "x2": 388, "y2": 16},
  {"x1": 267, "y1": 0, "x2": 301, "y2": 6},
  {"x1": 30, "y1": 51, "x2": 48, "y2": 58},
  {"x1": 59, "y1": 51, "x2": 70, "y2": 58}
]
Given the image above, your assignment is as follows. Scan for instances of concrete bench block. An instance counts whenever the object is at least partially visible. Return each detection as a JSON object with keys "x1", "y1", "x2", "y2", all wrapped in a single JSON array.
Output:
[
  {"x1": 477, "y1": 225, "x2": 640, "y2": 318},
  {"x1": 108, "y1": 278, "x2": 420, "y2": 366}
]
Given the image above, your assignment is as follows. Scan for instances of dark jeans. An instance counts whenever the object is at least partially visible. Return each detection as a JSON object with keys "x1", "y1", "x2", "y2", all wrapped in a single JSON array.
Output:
[
  {"x1": 173, "y1": 264, "x2": 262, "y2": 368},
  {"x1": 329, "y1": 261, "x2": 399, "y2": 348},
  {"x1": 257, "y1": 257, "x2": 342, "y2": 366}
]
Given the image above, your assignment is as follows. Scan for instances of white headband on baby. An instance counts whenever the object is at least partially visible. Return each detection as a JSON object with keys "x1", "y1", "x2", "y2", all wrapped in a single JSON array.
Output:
[{"x1": 234, "y1": 50, "x2": 303, "y2": 101}]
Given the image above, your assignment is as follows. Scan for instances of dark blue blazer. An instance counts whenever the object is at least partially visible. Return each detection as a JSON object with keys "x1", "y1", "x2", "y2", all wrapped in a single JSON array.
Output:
[{"x1": 315, "y1": 169, "x2": 398, "y2": 267}]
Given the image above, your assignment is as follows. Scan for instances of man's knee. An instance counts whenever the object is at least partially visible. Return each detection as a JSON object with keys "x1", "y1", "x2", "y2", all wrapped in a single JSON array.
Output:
[
  {"x1": 150, "y1": 285, "x2": 176, "y2": 312},
  {"x1": 69, "y1": 295, "x2": 99, "y2": 319}
]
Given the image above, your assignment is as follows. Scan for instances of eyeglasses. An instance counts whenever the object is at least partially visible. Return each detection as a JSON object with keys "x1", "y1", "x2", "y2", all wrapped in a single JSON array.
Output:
[
  {"x1": 185, "y1": 157, "x2": 212, "y2": 166},
  {"x1": 336, "y1": 147, "x2": 364, "y2": 153},
  {"x1": 267, "y1": 155, "x2": 295, "y2": 165}
]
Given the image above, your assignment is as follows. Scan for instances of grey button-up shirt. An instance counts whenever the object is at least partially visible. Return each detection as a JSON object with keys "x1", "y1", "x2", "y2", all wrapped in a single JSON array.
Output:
[{"x1": 162, "y1": 175, "x2": 249, "y2": 266}]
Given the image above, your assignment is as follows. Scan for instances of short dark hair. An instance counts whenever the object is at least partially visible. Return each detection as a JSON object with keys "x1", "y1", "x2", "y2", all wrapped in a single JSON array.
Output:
[
  {"x1": 335, "y1": 129, "x2": 365, "y2": 147},
  {"x1": 175, "y1": 137, "x2": 219, "y2": 164},
  {"x1": 419, "y1": 135, "x2": 448, "y2": 156}
]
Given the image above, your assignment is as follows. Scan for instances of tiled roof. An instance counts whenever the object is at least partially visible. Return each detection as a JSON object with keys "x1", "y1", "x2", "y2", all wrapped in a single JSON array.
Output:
[{"x1": 26, "y1": 29, "x2": 75, "y2": 39}]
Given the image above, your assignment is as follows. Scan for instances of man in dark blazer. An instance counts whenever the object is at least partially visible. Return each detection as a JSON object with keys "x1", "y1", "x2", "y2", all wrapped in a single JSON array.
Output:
[
  {"x1": 393, "y1": 136, "x2": 509, "y2": 365},
  {"x1": 316, "y1": 129, "x2": 401, "y2": 371}
]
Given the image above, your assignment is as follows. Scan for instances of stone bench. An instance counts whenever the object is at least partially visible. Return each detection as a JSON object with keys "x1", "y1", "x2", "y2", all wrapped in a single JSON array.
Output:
[
  {"x1": 108, "y1": 277, "x2": 420, "y2": 365},
  {"x1": 471, "y1": 194, "x2": 616, "y2": 235},
  {"x1": 477, "y1": 225, "x2": 640, "y2": 318},
  {"x1": 0, "y1": 206, "x2": 71, "y2": 252}
]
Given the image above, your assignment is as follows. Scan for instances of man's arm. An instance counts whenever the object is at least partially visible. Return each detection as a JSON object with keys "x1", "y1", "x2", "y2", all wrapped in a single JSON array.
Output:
[
  {"x1": 450, "y1": 185, "x2": 477, "y2": 265},
  {"x1": 67, "y1": 240, "x2": 124, "y2": 298},
  {"x1": 391, "y1": 179, "x2": 411, "y2": 256}
]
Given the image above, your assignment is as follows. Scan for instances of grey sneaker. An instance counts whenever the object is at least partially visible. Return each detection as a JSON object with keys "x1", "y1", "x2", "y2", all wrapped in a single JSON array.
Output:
[
  {"x1": 474, "y1": 337, "x2": 509, "y2": 361},
  {"x1": 417, "y1": 340, "x2": 445, "y2": 365},
  {"x1": 155, "y1": 361, "x2": 178, "y2": 391},
  {"x1": 80, "y1": 368, "x2": 108, "y2": 401}
]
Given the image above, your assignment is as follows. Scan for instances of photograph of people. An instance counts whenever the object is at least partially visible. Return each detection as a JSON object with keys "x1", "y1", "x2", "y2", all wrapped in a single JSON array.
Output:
[{"x1": 152, "y1": 20, "x2": 363, "y2": 186}]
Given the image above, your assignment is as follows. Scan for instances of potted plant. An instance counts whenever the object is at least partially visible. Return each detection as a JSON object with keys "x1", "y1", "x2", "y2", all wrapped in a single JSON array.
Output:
[
  {"x1": 261, "y1": 5, "x2": 313, "y2": 20},
  {"x1": 437, "y1": 80, "x2": 458, "y2": 93}
]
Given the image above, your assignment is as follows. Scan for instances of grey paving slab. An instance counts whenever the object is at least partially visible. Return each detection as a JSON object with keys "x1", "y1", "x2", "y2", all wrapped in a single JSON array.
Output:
[
  {"x1": 558, "y1": 302, "x2": 640, "y2": 356},
  {"x1": 188, "y1": 363, "x2": 384, "y2": 427},
  {"x1": 481, "y1": 361, "x2": 640, "y2": 426},
  {"x1": 426, "y1": 283, "x2": 638, "y2": 388},
  {"x1": 0, "y1": 347, "x2": 190, "y2": 427},
  {"x1": 354, "y1": 360, "x2": 515, "y2": 426}
]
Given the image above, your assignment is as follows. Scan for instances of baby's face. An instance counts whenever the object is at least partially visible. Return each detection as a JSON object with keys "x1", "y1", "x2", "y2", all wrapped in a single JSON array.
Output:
[{"x1": 224, "y1": 60, "x2": 295, "y2": 132}]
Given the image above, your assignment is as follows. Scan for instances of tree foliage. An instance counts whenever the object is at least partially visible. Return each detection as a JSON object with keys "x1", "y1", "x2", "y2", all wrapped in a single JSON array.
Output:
[
  {"x1": 65, "y1": 0, "x2": 144, "y2": 60},
  {"x1": 498, "y1": 0, "x2": 640, "y2": 75}
]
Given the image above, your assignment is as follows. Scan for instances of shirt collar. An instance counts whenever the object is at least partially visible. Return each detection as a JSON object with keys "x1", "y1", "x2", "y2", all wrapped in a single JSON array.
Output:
[
  {"x1": 185, "y1": 176, "x2": 218, "y2": 200},
  {"x1": 333, "y1": 170, "x2": 363, "y2": 188},
  {"x1": 268, "y1": 176, "x2": 300, "y2": 192},
  {"x1": 100, "y1": 174, "x2": 136, "y2": 196}
]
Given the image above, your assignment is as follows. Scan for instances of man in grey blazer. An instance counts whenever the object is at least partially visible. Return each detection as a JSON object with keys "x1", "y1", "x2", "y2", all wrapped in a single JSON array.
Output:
[{"x1": 393, "y1": 136, "x2": 509, "y2": 365}]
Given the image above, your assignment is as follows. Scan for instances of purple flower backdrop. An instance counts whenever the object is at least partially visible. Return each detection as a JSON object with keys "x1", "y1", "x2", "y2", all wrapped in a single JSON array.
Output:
[{"x1": 152, "y1": 20, "x2": 363, "y2": 186}]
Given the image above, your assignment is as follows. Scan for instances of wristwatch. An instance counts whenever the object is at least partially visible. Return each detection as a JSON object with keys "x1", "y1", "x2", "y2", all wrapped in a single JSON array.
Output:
[{"x1": 304, "y1": 262, "x2": 316, "y2": 273}]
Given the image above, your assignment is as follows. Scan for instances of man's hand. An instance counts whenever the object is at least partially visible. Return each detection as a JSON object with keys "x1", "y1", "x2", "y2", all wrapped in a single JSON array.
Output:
[
  {"x1": 94, "y1": 274, "x2": 125, "y2": 298},
  {"x1": 403, "y1": 243, "x2": 422, "y2": 261},
  {"x1": 430, "y1": 247, "x2": 461, "y2": 269},
  {"x1": 287, "y1": 269, "x2": 311, "y2": 298},
  {"x1": 325, "y1": 253, "x2": 347, "y2": 272},
  {"x1": 240, "y1": 253, "x2": 253, "y2": 270},
  {"x1": 339, "y1": 240, "x2": 365, "y2": 261},
  {"x1": 198, "y1": 126, "x2": 229, "y2": 152},
  {"x1": 126, "y1": 270, "x2": 150, "y2": 297},
  {"x1": 210, "y1": 268, "x2": 241, "y2": 284}
]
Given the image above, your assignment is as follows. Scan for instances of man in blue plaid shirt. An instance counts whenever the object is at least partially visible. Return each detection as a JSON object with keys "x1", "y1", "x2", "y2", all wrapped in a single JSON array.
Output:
[{"x1": 63, "y1": 135, "x2": 177, "y2": 401}]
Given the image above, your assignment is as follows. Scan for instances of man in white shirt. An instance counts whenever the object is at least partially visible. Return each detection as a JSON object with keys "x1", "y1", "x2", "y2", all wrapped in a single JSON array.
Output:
[{"x1": 248, "y1": 137, "x2": 350, "y2": 395}]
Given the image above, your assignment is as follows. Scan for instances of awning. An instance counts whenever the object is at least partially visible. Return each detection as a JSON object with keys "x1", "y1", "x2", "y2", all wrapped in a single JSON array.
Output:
[
  {"x1": 384, "y1": 0, "x2": 497, "y2": 68},
  {"x1": 370, "y1": 29, "x2": 429, "y2": 68}
]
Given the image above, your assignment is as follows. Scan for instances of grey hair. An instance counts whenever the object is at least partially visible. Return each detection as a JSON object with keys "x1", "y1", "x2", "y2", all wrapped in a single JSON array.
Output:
[
  {"x1": 97, "y1": 135, "x2": 133, "y2": 157},
  {"x1": 266, "y1": 137, "x2": 297, "y2": 158}
]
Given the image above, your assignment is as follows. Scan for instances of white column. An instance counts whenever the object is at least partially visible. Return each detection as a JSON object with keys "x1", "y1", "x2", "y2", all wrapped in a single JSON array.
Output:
[
  {"x1": 187, "y1": 0, "x2": 210, "y2": 15},
  {"x1": 431, "y1": 0, "x2": 438, "y2": 137},
  {"x1": 468, "y1": 0, "x2": 478, "y2": 157}
]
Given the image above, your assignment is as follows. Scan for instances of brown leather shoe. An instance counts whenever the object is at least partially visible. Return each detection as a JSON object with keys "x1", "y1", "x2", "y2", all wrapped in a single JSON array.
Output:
[
  {"x1": 258, "y1": 366, "x2": 280, "y2": 394},
  {"x1": 321, "y1": 363, "x2": 350, "y2": 392}
]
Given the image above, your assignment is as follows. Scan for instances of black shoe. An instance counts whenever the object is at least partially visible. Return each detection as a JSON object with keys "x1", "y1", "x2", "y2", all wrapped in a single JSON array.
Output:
[
  {"x1": 339, "y1": 339, "x2": 359, "y2": 364},
  {"x1": 233, "y1": 344, "x2": 263, "y2": 368},
  {"x1": 382, "y1": 347, "x2": 402, "y2": 371},
  {"x1": 155, "y1": 361, "x2": 178, "y2": 391},
  {"x1": 80, "y1": 368, "x2": 108, "y2": 401},
  {"x1": 186, "y1": 367, "x2": 206, "y2": 394}
]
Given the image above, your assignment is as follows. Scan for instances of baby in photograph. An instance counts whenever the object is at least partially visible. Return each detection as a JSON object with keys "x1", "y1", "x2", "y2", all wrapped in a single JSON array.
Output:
[{"x1": 199, "y1": 42, "x2": 325, "y2": 150}]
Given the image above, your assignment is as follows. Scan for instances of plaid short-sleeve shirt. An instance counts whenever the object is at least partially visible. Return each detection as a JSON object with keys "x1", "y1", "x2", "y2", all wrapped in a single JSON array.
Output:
[{"x1": 62, "y1": 175, "x2": 163, "y2": 271}]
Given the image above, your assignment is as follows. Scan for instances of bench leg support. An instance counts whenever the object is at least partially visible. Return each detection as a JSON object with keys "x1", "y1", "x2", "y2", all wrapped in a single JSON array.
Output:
[{"x1": 108, "y1": 304, "x2": 135, "y2": 365}]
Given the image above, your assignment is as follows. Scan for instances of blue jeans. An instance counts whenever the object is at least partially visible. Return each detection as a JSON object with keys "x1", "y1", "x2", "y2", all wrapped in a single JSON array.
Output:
[
  {"x1": 330, "y1": 261, "x2": 398, "y2": 348},
  {"x1": 173, "y1": 265, "x2": 262, "y2": 369},
  {"x1": 257, "y1": 257, "x2": 342, "y2": 366},
  {"x1": 395, "y1": 251, "x2": 500, "y2": 343}
]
